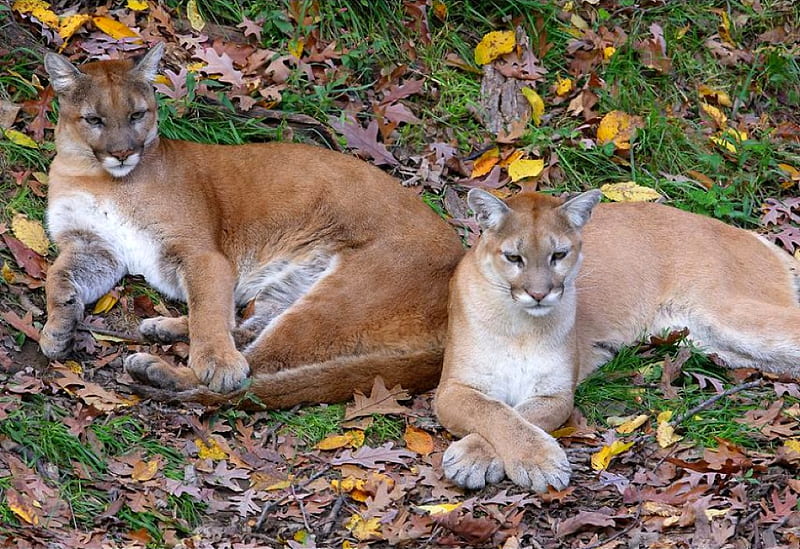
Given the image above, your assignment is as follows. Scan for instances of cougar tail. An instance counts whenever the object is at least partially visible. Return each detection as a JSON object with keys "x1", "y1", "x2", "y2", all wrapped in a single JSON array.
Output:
[{"x1": 128, "y1": 348, "x2": 443, "y2": 410}]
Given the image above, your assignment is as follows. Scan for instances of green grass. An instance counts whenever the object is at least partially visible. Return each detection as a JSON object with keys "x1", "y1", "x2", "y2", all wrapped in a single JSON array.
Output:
[
  {"x1": 575, "y1": 337, "x2": 770, "y2": 449},
  {"x1": 0, "y1": 396, "x2": 202, "y2": 542}
]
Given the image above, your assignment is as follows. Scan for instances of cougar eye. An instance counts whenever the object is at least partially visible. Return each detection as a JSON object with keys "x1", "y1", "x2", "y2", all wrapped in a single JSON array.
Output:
[
  {"x1": 551, "y1": 251, "x2": 568, "y2": 263},
  {"x1": 83, "y1": 115, "x2": 103, "y2": 127},
  {"x1": 503, "y1": 252, "x2": 523, "y2": 265},
  {"x1": 130, "y1": 111, "x2": 146, "y2": 122}
]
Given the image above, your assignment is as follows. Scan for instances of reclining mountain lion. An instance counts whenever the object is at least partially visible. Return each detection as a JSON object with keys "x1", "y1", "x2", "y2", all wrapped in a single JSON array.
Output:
[
  {"x1": 436, "y1": 189, "x2": 800, "y2": 492},
  {"x1": 40, "y1": 43, "x2": 464, "y2": 406}
]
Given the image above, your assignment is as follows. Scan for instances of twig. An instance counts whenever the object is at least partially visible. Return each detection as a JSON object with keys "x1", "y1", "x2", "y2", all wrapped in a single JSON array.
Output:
[
  {"x1": 321, "y1": 493, "x2": 346, "y2": 537},
  {"x1": 254, "y1": 466, "x2": 331, "y2": 531},
  {"x1": 582, "y1": 489, "x2": 642, "y2": 549},
  {"x1": 291, "y1": 483, "x2": 311, "y2": 532},
  {"x1": 77, "y1": 322, "x2": 145, "y2": 343},
  {"x1": 669, "y1": 379, "x2": 762, "y2": 427}
]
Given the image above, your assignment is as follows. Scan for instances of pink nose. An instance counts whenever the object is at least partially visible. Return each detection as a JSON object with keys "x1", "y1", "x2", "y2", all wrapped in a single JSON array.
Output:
[
  {"x1": 528, "y1": 291, "x2": 547, "y2": 301},
  {"x1": 110, "y1": 149, "x2": 134, "y2": 161}
]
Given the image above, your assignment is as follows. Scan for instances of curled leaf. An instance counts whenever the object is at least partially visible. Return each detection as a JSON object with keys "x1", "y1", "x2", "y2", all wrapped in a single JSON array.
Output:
[
  {"x1": 418, "y1": 502, "x2": 462, "y2": 515},
  {"x1": 470, "y1": 147, "x2": 500, "y2": 178},
  {"x1": 521, "y1": 87, "x2": 544, "y2": 126},
  {"x1": 474, "y1": 30, "x2": 516, "y2": 65},
  {"x1": 556, "y1": 77, "x2": 574, "y2": 96},
  {"x1": 591, "y1": 440, "x2": 634, "y2": 471},
  {"x1": 92, "y1": 292, "x2": 118, "y2": 315},
  {"x1": 616, "y1": 414, "x2": 650, "y2": 434},
  {"x1": 596, "y1": 110, "x2": 643, "y2": 150},
  {"x1": 4, "y1": 129, "x2": 38, "y2": 148},
  {"x1": 187, "y1": 0, "x2": 206, "y2": 31},
  {"x1": 656, "y1": 410, "x2": 683, "y2": 448}
]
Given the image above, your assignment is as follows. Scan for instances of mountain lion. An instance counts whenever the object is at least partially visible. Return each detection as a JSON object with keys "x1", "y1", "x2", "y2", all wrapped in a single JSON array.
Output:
[
  {"x1": 40, "y1": 43, "x2": 464, "y2": 406},
  {"x1": 435, "y1": 189, "x2": 800, "y2": 491}
]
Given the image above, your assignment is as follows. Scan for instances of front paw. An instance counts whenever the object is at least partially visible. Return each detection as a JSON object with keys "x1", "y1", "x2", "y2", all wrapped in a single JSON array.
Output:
[
  {"x1": 139, "y1": 316, "x2": 189, "y2": 343},
  {"x1": 443, "y1": 433, "x2": 505, "y2": 490},
  {"x1": 502, "y1": 433, "x2": 571, "y2": 492},
  {"x1": 39, "y1": 322, "x2": 74, "y2": 360},
  {"x1": 189, "y1": 345, "x2": 250, "y2": 393}
]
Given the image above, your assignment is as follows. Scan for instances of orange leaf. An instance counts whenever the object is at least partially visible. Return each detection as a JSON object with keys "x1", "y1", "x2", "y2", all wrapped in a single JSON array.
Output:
[
  {"x1": 403, "y1": 425, "x2": 434, "y2": 456},
  {"x1": 131, "y1": 459, "x2": 159, "y2": 482},
  {"x1": 470, "y1": 147, "x2": 500, "y2": 178},
  {"x1": 92, "y1": 16, "x2": 139, "y2": 39}
]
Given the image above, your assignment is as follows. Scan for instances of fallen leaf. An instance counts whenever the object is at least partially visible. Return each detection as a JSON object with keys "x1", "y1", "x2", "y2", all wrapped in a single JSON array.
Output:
[
  {"x1": 656, "y1": 410, "x2": 683, "y2": 448},
  {"x1": 698, "y1": 84, "x2": 732, "y2": 107},
  {"x1": 2, "y1": 310, "x2": 40, "y2": 341},
  {"x1": 329, "y1": 116, "x2": 398, "y2": 167},
  {"x1": 345, "y1": 513, "x2": 382, "y2": 541},
  {"x1": 317, "y1": 430, "x2": 365, "y2": 451},
  {"x1": 4, "y1": 129, "x2": 38, "y2": 148},
  {"x1": 710, "y1": 128, "x2": 747, "y2": 154},
  {"x1": 616, "y1": 414, "x2": 649, "y2": 434},
  {"x1": 700, "y1": 102, "x2": 727, "y2": 129},
  {"x1": 596, "y1": 110, "x2": 643, "y2": 150},
  {"x1": 92, "y1": 16, "x2": 139, "y2": 40},
  {"x1": 555, "y1": 76, "x2": 573, "y2": 96},
  {"x1": 12, "y1": 0, "x2": 58, "y2": 29},
  {"x1": 418, "y1": 502, "x2": 462, "y2": 515},
  {"x1": 131, "y1": 459, "x2": 159, "y2": 482},
  {"x1": 591, "y1": 440, "x2": 634, "y2": 471},
  {"x1": 784, "y1": 439, "x2": 800, "y2": 454},
  {"x1": 403, "y1": 425, "x2": 433, "y2": 456},
  {"x1": 6, "y1": 489, "x2": 40, "y2": 526},
  {"x1": 92, "y1": 292, "x2": 118, "y2": 314},
  {"x1": 126, "y1": 0, "x2": 148, "y2": 11},
  {"x1": 58, "y1": 14, "x2": 91, "y2": 41},
  {"x1": 331, "y1": 443, "x2": 415, "y2": 469},
  {"x1": 600, "y1": 181, "x2": 661, "y2": 202},
  {"x1": 520, "y1": 87, "x2": 544, "y2": 126},
  {"x1": 345, "y1": 376, "x2": 411, "y2": 420},
  {"x1": 186, "y1": 0, "x2": 205, "y2": 31},
  {"x1": 474, "y1": 30, "x2": 516, "y2": 65},
  {"x1": 508, "y1": 158, "x2": 544, "y2": 182},
  {"x1": 470, "y1": 148, "x2": 500, "y2": 178},
  {"x1": 556, "y1": 510, "x2": 616, "y2": 537},
  {"x1": 196, "y1": 438, "x2": 228, "y2": 460}
]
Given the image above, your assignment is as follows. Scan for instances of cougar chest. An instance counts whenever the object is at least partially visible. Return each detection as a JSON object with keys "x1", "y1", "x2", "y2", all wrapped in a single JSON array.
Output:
[{"x1": 47, "y1": 190, "x2": 185, "y2": 300}]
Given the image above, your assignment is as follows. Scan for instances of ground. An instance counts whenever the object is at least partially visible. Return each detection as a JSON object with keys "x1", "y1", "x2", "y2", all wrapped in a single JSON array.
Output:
[{"x1": 1, "y1": 1, "x2": 800, "y2": 548}]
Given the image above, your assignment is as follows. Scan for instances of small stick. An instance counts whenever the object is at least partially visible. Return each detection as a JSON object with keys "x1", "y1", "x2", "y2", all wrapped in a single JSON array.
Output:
[
  {"x1": 254, "y1": 466, "x2": 331, "y2": 531},
  {"x1": 291, "y1": 483, "x2": 311, "y2": 532},
  {"x1": 76, "y1": 322, "x2": 145, "y2": 343},
  {"x1": 669, "y1": 379, "x2": 762, "y2": 427},
  {"x1": 321, "y1": 493, "x2": 346, "y2": 537},
  {"x1": 582, "y1": 490, "x2": 642, "y2": 549}
]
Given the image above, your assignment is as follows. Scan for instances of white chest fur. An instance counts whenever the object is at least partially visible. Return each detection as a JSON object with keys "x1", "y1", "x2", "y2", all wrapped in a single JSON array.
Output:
[{"x1": 47, "y1": 191, "x2": 185, "y2": 300}]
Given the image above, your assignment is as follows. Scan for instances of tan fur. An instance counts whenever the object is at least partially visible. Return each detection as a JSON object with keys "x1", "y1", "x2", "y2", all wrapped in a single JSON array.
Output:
[
  {"x1": 436, "y1": 189, "x2": 800, "y2": 491},
  {"x1": 41, "y1": 45, "x2": 464, "y2": 405}
]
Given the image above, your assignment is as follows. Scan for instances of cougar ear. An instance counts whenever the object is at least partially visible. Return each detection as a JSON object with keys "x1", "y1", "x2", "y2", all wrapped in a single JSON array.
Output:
[
  {"x1": 44, "y1": 52, "x2": 84, "y2": 94},
  {"x1": 134, "y1": 42, "x2": 165, "y2": 82},
  {"x1": 560, "y1": 189, "x2": 602, "y2": 229},
  {"x1": 468, "y1": 188, "x2": 510, "y2": 231}
]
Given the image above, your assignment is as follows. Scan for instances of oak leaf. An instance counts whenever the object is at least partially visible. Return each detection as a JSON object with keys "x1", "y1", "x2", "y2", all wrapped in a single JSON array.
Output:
[
  {"x1": 331, "y1": 443, "x2": 415, "y2": 469},
  {"x1": 329, "y1": 116, "x2": 399, "y2": 167},
  {"x1": 345, "y1": 376, "x2": 411, "y2": 420}
]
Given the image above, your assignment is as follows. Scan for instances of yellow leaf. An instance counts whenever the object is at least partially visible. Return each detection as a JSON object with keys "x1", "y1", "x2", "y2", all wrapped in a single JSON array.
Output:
[
  {"x1": 603, "y1": 46, "x2": 617, "y2": 60},
  {"x1": 65, "y1": 360, "x2": 82, "y2": 374},
  {"x1": 556, "y1": 77, "x2": 574, "y2": 96},
  {"x1": 187, "y1": 0, "x2": 206, "y2": 32},
  {"x1": 474, "y1": 30, "x2": 516, "y2": 65},
  {"x1": 289, "y1": 39, "x2": 304, "y2": 58},
  {"x1": 4, "y1": 129, "x2": 38, "y2": 148},
  {"x1": 418, "y1": 502, "x2": 462, "y2": 515},
  {"x1": 432, "y1": 0, "x2": 447, "y2": 20},
  {"x1": 344, "y1": 513, "x2": 382, "y2": 541},
  {"x1": 93, "y1": 16, "x2": 139, "y2": 39},
  {"x1": 521, "y1": 87, "x2": 544, "y2": 126},
  {"x1": 713, "y1": 9, "x2": 735, "y2": 46},
  {"x1": 784, "y1": 439, "x2": 800, "y2": 454},
  {"x1": 32, "y1": 6, "x2": 60, "y2": 29},
  {"x1": 508, "y1": 158, "x2": 544, "y2": 182},
  {"x1": 317, "y1": 430, "x2": 365, "y2": 451},
  {"x1": 570, "y1": 13, "x2": 589, "y2": 31},
  {"x1": 498, "y1": 149, "x2": 525, "y2": 168},
  {"x1": 590, "y1": 440, "x2": 634, "y2": 471},
  {"x1": 778, "y1": 163, "x2": 800, "y2": 181},
  {"x1": 705, "y1": 508, "x2": 728, "y2": 520},
  {"x1": 58, "y1": 14, "x2": 91, "y2": 40},
  {"x1": 470, "y1": 147, "x2": 500, "y2": 178},
  {"x1": 710, "y1": 128, "x2": 746, "y2": 154},
  {"x1": 195, "y1": 438, "x2": 227, "y2": 460},
  {"x1": 1, "y1": 263, "x2": 17, "y2": 284},
  {"x1": 11, "y1": 214, "x2": 50, "y2": 255},
  {"x1": 6, "y1": 490, "x2": 40, "y2": 526},
  {"x1": 90, "y1": 332, "x2": 128, "y2": 342},
  {"x1": 699, "y1": 102, "x2": 727, "y2": 129},
  {"x1": 404, "y1": 425, "x2": 434, "y2": 456},
  {"x1": 600, "y1": 181, "x2": 661, "y2": 203},
  {"x1": 616, "y1": 414, "x2": 650, "y2": 434},
  {"x1": 131, "y1": 459, "x2": 159, "y2": 482},
  {"x1": 596, "y1": 110, "x2": 643, "y2": 150},
  {"x1": 186, "y1": 62, "x2": 206, "y2": 73},
  {"x1": 698, "y1": 85, "x2": 732, "y2": 107},
  {"x1": 656, "y1": 410, "x2": 683, "y2": 448},
  {"x1": 126, "y1": 0, "x2": 149, "y2": 11},
  {"x1": 92, "y1": 292, "x2": 118, "y2": 314},
  {"x1": 676, "y1": 24, "x2": 690, "y2": 40},
  {"x1": 264, "y1": 476, "x2": 293, "y2": 491},
  {"x1": 550, "y1": 426, "x2": 576, "y2": 438}
]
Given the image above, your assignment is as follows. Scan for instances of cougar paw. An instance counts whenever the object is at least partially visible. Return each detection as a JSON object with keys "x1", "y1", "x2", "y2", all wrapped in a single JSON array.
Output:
[
  {"x1": 502, "y1": 435, "x2": 571, "y2": 492},
  {"x1": 139, "y1": 316, "x2": 189, "y2": 343},
  {"x1": 39, "y1": 323, "x2": 74, "y2": 360},
  {"x1": 189, "y1": 346, "x2": 250, "y2": 393},
  {"x1": 443, "y1": 433, "x2": 505, "y2": 490},
  {"x1": 124, "y1": 353, "x2": 200, "y2": 392}
]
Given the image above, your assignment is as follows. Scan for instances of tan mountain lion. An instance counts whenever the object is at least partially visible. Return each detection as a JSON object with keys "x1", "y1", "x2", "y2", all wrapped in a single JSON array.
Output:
[
  {"x1": 436, "y1": 189, "x2": 800, "y2": 491},
  {"x1": 40, "y1": 43, "x2": 464, "y2": 406}
]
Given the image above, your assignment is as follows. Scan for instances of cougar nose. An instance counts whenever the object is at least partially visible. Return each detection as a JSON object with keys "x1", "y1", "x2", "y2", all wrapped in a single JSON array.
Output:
[
  {"x1": 528, "y1": 291, "x2": 548, "y2": 302},
  {"x1": 110, "y1": 149, "x2": 134, "y2": 161}
]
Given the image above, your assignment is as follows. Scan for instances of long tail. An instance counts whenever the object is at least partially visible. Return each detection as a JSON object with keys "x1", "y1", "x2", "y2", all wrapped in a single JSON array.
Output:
[{"x1": 128, "y1": 348, "x2": 443, "y2": 409}]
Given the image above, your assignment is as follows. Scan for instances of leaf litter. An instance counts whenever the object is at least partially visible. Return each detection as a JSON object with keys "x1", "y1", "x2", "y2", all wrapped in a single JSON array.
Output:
[{"x1": 3, "y1": 0, "x2": 800, "y2": 547}]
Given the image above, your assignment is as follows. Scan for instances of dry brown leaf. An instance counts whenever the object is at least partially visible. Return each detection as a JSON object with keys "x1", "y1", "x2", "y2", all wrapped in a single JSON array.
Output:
[{"x1": 345, "y1": 377, "x2": 411, "y2": 420}]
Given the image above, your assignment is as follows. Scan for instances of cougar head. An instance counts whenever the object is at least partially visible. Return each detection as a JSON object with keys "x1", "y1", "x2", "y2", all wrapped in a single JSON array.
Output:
[
  {"x1": 44, "y1": 43, "x2": 164, "y2": 178},
  {"x1": 468, "y1": 188, "x2": 602, "y2": 316}
]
